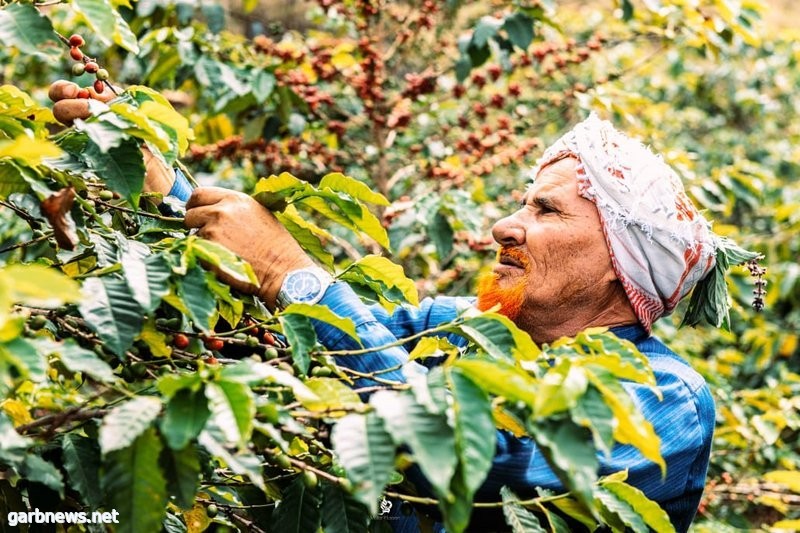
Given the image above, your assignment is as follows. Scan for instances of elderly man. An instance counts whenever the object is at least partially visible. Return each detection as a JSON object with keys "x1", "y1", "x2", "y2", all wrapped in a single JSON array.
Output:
[{"x1": 51, "y1": 81, "x2": 751, "y2": 531}]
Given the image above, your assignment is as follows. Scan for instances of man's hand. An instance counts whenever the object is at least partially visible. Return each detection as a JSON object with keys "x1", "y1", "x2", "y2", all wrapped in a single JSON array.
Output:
[
  {"x1": 185, "y1": 187, "x2": 315, "y2": 308},
  {"x1": 48, "y1": 80, "x2": 115, "y2": 125},
  {"x1": 48, "y1": 80, "x2": 175, "y2": 197}
]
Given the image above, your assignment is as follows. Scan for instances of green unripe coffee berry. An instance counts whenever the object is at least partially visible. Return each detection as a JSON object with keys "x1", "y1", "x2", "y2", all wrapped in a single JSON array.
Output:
[
  {"x1": 311, "y1": 366, "x2": 332, "y2": 377},
  {"x1": 71, "y1": 63, "x2": 85, "y2": 76},
  {"x1": 302, "y1": 470, "x2": 318, "y2": 489},
  {"x1": 131, "y1": 362, "x2": 147, "y2": 378},
  {"x1": 274, "y1": 454, "x2": 292, "y2": 470},
  {"x1": 96, "y1": 68, "x2": 110, "y2": 81},
  {"x1": 245, "y1": 335, "x2": 260, "y2": 348},
  {"x1": 29, "y1": 315, "x2": 48, "y2": 330},
  {"x1": 264, "y1": 347, "x2": 279, "y2": 360},
  {"x1": 206, "y1": 504, "x2": 218, "y2": 518}
]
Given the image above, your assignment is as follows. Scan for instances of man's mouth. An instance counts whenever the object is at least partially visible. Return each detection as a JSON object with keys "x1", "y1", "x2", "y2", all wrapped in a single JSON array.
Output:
[{"x1": 497, "y1": 250, "x2": 525, "y2": 269}]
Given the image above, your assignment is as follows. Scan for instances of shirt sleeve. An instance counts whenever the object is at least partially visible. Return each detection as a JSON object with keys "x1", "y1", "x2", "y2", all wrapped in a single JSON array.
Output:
[
  {"x1": 313, "y1": 283, "x2": 711, "y2": 529},
  {"x1": 157, "y1": 168, "x2": 193, "y2": 217}
]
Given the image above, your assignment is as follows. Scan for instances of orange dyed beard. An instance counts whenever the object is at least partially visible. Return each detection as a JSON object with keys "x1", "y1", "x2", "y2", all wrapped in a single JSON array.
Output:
[{"x1": 476, "y1": 247, "x2": 529, "y2": 321}]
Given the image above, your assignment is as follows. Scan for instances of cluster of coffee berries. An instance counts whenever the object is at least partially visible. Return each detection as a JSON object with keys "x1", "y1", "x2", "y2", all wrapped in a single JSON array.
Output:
[
  {"x1": 67, "y1": 34, "x2": 110, "y2": 96},
  {"x1": 746, "y1": 258, "x2": 767, "y2": 312}
]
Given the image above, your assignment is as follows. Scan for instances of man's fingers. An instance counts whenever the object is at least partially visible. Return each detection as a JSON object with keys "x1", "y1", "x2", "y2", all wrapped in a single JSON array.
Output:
[
  {"x1": 49, "y1": 80, "x2": 80, "y2": 102},
  {"x1": 88, "y1": 83, "x2": 118, "y2": 103},
  {"x1": 184, "y1": 204, "x2": 218, "y2": 229},
  {"x1": 185, "y1": 187, "x2": 237, "y2": 210},
  {"x1": 53, "y1": 99, "x2": 91, "y2": 125}
]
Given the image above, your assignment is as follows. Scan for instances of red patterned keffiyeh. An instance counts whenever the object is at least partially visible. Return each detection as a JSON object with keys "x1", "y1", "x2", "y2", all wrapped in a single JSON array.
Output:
[{"x1": 531, "y1": 113, "x2": 760, "y2": 330}]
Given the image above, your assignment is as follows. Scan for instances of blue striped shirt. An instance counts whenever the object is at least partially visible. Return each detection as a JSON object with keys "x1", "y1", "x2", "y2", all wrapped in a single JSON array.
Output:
[{"x1": 316, "y1": 282, "x2": 714, "y2": 532}]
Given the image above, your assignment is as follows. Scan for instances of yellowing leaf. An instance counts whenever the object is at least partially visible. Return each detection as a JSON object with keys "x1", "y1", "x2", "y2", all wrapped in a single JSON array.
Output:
[
  {"x1": 108, "y1": 102, "x2": 171, "y2": 153},
  {"x1": 139, "y1": 100, "x2": 194, "y2": 155},
  {"x1": 331, "y1": 50, "x2": 358, "y2": 70},
  {"x1": 319, "y1": 172, "x2": 390, "y2": 206},
  {"x1": 300, "y1": 377, "x2": 364, "y2": 414},
  {"x1": 1, "y1": 399, "x2": 33, "y2": 426},
  {"x1": 3, "y1": 264, "x2": 80, "y2": 308},
  {"x1": 492, "y1": 404, "x2": 526, "y2": 437},
  {"x1": 341, "y1": 255, "x2": 419, "y2": 307},
  {"x1": 137, "y1": 318, "x2": 172, "y2": 358},
  {"x1": 0, "y1": 137, "x2": 61, "y2": 165},
  {"x1": 281, "y1": 303, "x2": 359, "y2": 343},
  {"x1": 771, "y1": 519, "x2": 800, "y2": 532},
  {"x1": 183, "y1": 505, "x2": 210, "y2": 533},
  {"x1": 586, "y1": 369, "x2": 665, "y2": 475},
  {"x1": 764, "y1": 470, "x2": 800, "y2": 492}
]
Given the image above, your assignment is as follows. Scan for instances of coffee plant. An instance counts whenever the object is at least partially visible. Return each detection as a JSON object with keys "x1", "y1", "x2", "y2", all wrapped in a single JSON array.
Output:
[{"x1": 0, "y1": 0, "x2": 797, "y2": 532}]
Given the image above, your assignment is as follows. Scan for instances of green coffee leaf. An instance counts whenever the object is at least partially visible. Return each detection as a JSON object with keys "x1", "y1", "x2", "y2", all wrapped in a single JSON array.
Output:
[
  {"x1": 501, "y1": 486, "x2": 546, "y2": 533},
  {"x1": 282, "y1": 303, "x2": 359, "y2": 343},
  {"x1": 103, "y1": 428, "x2": 168, "y2": 533},
  {"x1": 20, "y1": 455, "x2": 64, "y2": 496},
  {"x1": 273, "y1": 476, "x2": 322, "y2": 533},
  {"x1": 62, "y1": 435, "x2": 102, "y2": 508},
  {"x1": 320, "y1": 482, "x2": 370, "y2": 533},
  {"x1": 453, "y1": 359, "x2": 538, "y2": 405},
  {"x1": 79, "y1": 276, "x2": 145, "y2": 358},
  {"x1": 448, "y1": 368, "x2": 496, "y2": 495},
  {"x1": 503, "y1": 12, "x2": 535, "y2": 50},
  {"x1": 371, "y1": 390, "x2": 457, "y2": 497},
  {"x1": 99, "y1": 396, "x2": 163, "y2": 455},
  {"x1": 528, "y1": 419, "x2": 598, "y2": 513},
  {"x1": 279, "y1": 313, "x2": 317, "y2": 375},
  {"x1": 83, "y1": 138, "x2": 145, "y2": 208},
  {"x1": 0, "y1": 3, "x2": 60, "y2": 59},
  {"x1": 331, "y1": 412, "x2": 396, "y2": 514},
  {"x1": 601, "y1": 480, "x2": 675, "y2": 533},
  {"x1": 160, "y1": 387, "x2": 211, "y2": 450},
  {"x1": 51, "y1": 338, "x2": 116, "y2": 383},
  {"x1": 188, "y1": 237, "x2": 258, "y2": 287},
  {"x1": 160, "y1": 445, "x2": 200, "y2": 509},
  {"x1": 206, "y1": 380, "x2": 254, "y2": 447}
]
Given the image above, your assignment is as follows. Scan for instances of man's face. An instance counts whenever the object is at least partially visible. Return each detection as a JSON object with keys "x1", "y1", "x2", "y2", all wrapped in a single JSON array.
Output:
[{"x1": 477, "y1": 157, "x2": 618, "y2": 330}]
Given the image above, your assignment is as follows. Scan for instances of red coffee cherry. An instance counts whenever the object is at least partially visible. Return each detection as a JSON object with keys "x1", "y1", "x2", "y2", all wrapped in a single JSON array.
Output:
[
  {"x1": 76, "y1": 88, "x2": 90, "y2": 99},
  {"x1": 69, "y1": 47, "x2": 83, "y2": 61},
  {"x1": 203, "y1": 337, "x2": 225, "y2": 351},
  {"x1": 68, "y1": 34, "x2": 85, "y2": 47},
  {"x1": 173, "y1": 333, "x2": 190, "y2": 349},
  {"x1": 93, "y1": 80, "x2": 105, "y2": 94},
  {"x1": 84, "y1": 61, "x2": 99, "y2": 74}
]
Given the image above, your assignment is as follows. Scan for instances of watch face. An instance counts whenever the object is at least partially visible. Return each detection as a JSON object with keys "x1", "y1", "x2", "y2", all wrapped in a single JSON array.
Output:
[{"x1": 284, "y1": 271, "x2": 324, "y2": 303}]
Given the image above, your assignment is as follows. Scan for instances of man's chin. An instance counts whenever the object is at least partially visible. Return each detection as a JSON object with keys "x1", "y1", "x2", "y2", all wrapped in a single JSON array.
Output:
[{"x1": 476, "y1": 271, "x2": 525, "y2": 321}]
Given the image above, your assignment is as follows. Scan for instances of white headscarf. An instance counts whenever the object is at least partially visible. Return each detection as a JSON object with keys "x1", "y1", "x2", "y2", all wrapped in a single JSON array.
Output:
[{"x1": 531, "y1": 113, "x2": 717, "y2": 329}]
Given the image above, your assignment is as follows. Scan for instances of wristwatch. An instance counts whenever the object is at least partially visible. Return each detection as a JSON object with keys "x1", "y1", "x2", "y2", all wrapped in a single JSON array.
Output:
[{"x1": 276, "y1": 267, "x2": 334, "y2": 308}]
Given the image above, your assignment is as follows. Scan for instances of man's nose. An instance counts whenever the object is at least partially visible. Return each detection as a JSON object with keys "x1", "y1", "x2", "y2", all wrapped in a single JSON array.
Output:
[{"x1": 491, "y1": 214, "x2": 525, "y2": 246}]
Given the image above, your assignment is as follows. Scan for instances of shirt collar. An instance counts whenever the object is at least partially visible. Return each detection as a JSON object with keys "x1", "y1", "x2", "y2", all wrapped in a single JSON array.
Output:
[{"x1": 609, "y1": 323, "x2": 650, "y2": 344}]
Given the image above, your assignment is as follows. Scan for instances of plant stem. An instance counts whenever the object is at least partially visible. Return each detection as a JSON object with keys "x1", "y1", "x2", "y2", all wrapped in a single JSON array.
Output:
[
  {"x1": 313, "y1": 321, "x2": 459, "y2": 356},
  {"x1": 0, "y1": 233, "x2": 52, "y2": 255},
  {"x1": 95, "y1": 198, "x2": 185, "y2": 223}
]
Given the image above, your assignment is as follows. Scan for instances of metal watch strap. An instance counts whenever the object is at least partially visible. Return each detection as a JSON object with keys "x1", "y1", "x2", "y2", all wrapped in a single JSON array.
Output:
[{"x1": 276, "y1": 267, "x2": 333, "y2": 309}]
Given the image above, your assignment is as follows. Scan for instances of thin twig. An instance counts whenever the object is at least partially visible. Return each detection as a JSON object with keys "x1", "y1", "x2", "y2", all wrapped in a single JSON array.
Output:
[
  {"x1": 0, "y1": 233, "x2": 51, "y2": 254},
  {"x1": 0, "y1": 200, "x2": 39, "y2": 226},
  {"x1": 313, "y1": 321, "x2": 458, "y2": 356},
  {"x1": 95, "y1": 198, "x2": 184, "y2": 222}
]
